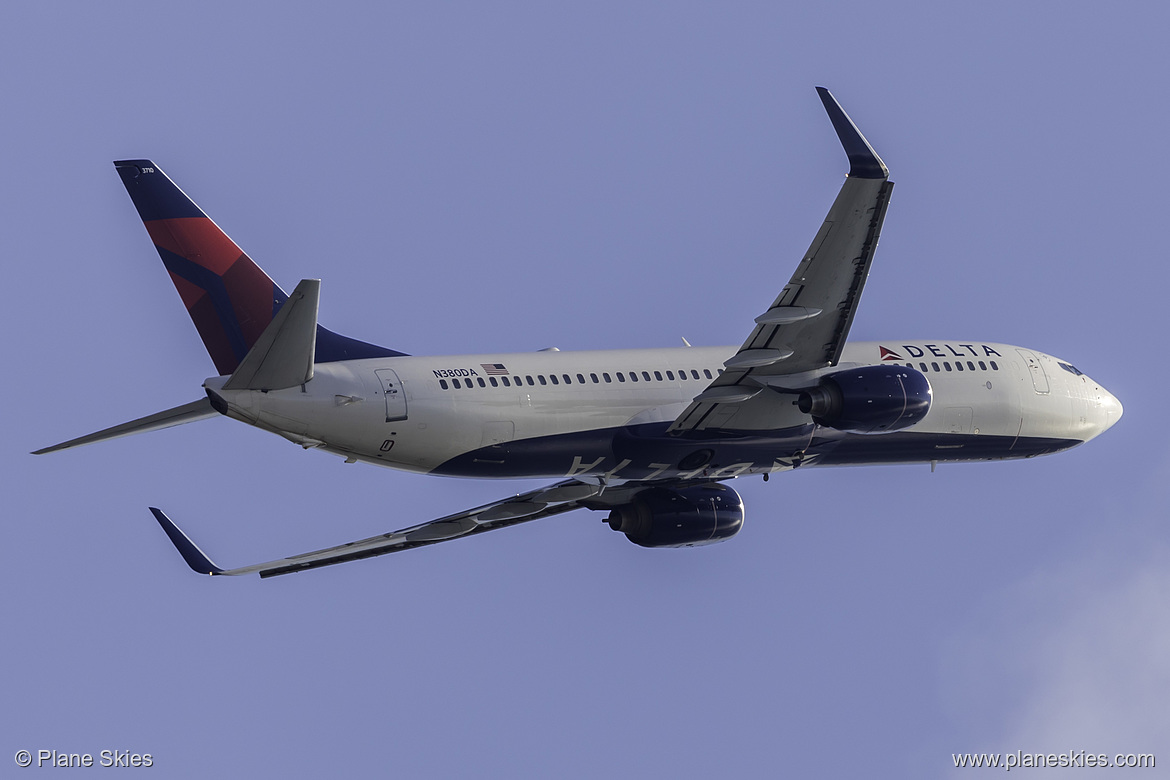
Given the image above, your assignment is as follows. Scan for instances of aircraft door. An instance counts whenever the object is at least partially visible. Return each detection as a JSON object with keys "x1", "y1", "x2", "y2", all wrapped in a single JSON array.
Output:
[
  {"x1": 1016, "y1": 349, "x2": 1050, "y2": 394},
  {"x1": 375, "y1": 368, "x2": 408, "y2": 421}
]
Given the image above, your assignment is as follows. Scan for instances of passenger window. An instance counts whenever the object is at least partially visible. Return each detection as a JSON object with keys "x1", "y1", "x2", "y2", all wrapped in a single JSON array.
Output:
[
  {"x1": 489, "y1": 377, "x2": 498, "y2": 386},
  {"x1": 590, "y1": 373, "x2": 598, "y2": 383},
  {"x1": 978, "y1": 361, "x2": 986, "y2": 370},
  {"x1": 691, "y1": 370, "x2": 700, "y2": 380},
  {"x1": 653, "y1": 371, "x2": 662, "y2": 381},
  {"x1": 439, "y1": 379, "x2": 449, "y2": 390},
  {"x1": 956, "y1": 362, "x2": 964, "y2": 371},
  {"x1": 679, "y1": 371, "x2": 688, "y2": 380},
  {"x1": 538, "y1": 375, "x2": 547, "y2": 385},
  {"x1": 990, "y1": 361, "x2": 999, "y2": 370},
  {"x1": 577, "y1": 373, "x2": 586, "y2": 384},
  {"x1": 641, "y1": 371, "x2": 650, "y2": 381},
  {"x1": 502, "y1": 376, "x2": 511, "y2": 386},
  {"x1": 453, "y1": 378, "x2": 462, "y2": 388},
  {"x1": 920, "y1": 362, "x2": 928, "y2": 372},
  {"x1": 967, "y1": 361, "x2": 975, "y2": 371},
  {"x1": 666, "y1": 371, "x2": 675, "y2": 380},
  {"x1": 704, "y1": 369, "x2": 713, "y2": 379},
  {"x1": 603, "y1": 373, "x2": 612, "y2": 383},
  {"x1": 630, "y1": 372, "x2": 639, "y2": 382},
  {"x1": 617, "y1": 372, "x2": 625, "y2": 382},
  {"x1": 931, "y1": 362, "x2": 940, "y2": 372},
  {"x1": 550, "y1": 375, "x2": 559, "y2": 385},
  {"x1": 476, "y1": 377, "x2": 485, "y2": 387},
  {"x1": 526, "y1": 376, "x2": 535, "y2": 386},
  {"x1": 944, "y1": 362, "x2": 952, "y2": 372}
]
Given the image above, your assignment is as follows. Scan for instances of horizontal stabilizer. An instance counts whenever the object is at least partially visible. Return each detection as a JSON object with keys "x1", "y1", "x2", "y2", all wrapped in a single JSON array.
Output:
[
  {"x1": 32, "y1": 398, "x2": 219, "y2": 455},
  {"x1": 223, "y1": 279, "x2": 320, "y2": 391}
]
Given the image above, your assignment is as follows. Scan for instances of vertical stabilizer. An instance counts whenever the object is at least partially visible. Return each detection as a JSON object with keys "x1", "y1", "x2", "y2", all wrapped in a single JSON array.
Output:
[
  {"x1": 114, "y1": 160, "x2": 406, "y2": 375},
  {"x1": 115, "y1": 160, "x2": 285, "y2": 375}
]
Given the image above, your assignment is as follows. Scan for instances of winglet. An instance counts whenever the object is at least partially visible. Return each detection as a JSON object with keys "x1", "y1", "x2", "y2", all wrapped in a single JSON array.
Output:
[
  {"x1": 815, "y1": 87, "x2": 889, "y2": 179},
  {"x1": 150, "y1": 508, "x2": 224, "y2": 575}
]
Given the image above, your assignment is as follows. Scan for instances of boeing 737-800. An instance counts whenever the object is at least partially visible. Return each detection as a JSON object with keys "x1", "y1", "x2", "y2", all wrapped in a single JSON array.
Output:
[{"x1": 35, "y1": 88, "x2": 1122, "y2": 577}]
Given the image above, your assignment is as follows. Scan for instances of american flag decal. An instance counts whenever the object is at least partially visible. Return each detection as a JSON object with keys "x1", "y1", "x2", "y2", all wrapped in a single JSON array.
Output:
[{"x1": 481, "y1": 363, "x2": 509, "y2": 375}]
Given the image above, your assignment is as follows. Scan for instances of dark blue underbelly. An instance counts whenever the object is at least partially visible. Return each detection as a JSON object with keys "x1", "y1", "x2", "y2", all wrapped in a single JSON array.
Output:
[{"x1": 430, "y1": 423, "x2": 1082, "y2": 479}]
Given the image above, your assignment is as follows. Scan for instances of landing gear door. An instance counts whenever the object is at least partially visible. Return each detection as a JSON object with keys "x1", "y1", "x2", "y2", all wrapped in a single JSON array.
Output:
[{"x1": 375, "y1": 368, "x2": 408, "y2": 421}]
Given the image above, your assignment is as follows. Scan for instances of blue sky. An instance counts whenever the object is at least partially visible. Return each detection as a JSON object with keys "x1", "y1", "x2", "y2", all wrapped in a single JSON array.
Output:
[{"x1": 2, "y1": 2, "x2": 1166, "y2": 777}]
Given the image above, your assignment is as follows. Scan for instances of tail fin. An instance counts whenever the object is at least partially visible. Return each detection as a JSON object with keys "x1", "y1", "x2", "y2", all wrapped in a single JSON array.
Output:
[{"x1": 114, "y1": 160, "x2": 405, "y2": 375}]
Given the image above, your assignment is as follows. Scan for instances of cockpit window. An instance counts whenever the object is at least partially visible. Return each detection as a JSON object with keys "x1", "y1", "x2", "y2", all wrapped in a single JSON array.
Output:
[{"x1": 1058, "y1": 361, "x2": 1083, "y2": 376}]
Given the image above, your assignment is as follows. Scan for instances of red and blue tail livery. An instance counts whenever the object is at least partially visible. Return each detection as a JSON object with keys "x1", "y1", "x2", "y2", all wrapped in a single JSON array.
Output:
[{"x1": 114, "y1": 160, "x2": 404, "y2": 376}]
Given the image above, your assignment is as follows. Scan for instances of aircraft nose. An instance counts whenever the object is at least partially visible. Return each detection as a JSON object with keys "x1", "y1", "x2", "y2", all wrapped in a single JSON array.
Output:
[{"x1": 1092, "y1": 384, "x2": 1123, "y2": 438}]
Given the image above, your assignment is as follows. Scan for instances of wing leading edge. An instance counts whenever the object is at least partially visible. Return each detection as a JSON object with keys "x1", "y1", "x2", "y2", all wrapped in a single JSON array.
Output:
[{"x1": 668, "y1": 87, "x2": 893, "y2": 434}]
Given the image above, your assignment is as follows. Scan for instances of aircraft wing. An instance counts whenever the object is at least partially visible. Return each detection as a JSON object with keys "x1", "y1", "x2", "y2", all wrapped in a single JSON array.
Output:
[
  {"x1": 151, "y1": 478, "x2": 648, "y2": 578},
  {"x1": 668, "y1": 87, "x2": 893, "y2": 434}
]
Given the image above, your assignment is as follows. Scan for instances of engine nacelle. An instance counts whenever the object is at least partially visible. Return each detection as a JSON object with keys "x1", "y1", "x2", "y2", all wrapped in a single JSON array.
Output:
[
  {"x1": 797, "y1": 365, "x2": 931, "y2": 434},
  {"x1": 606, "y1": 483, "x2": 744, "y2": 548}
]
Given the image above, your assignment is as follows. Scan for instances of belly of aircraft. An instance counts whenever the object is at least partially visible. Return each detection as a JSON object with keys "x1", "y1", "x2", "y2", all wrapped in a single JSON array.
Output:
[{"x1": 426, "y1": 421, "x2": 1083, "y2": 480}]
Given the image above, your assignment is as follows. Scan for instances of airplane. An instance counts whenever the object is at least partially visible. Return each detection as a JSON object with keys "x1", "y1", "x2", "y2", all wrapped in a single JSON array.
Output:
[{"x1": 35, "y1": 87, "x2": 1122, "y2": 578}]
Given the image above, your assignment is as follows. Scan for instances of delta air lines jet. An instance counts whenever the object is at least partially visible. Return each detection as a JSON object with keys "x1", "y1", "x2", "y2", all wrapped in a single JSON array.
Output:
[{"x1": 35, "y1": 88, "x2": 1122, "y2": 578}]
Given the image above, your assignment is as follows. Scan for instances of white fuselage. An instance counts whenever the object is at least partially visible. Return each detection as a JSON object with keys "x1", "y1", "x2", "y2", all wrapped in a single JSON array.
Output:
[{"x1": 207, "y1": 340, "x2": 1122, "y2": 482}]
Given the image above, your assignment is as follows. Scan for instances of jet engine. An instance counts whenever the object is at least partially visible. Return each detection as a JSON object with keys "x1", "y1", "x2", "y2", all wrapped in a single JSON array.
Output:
[
  {"x1": 797, "y1": 365, "x2": 931, "y2": 434},
  {"x1": 606, "y1": 483, "x2": 744, "y2": 548}
]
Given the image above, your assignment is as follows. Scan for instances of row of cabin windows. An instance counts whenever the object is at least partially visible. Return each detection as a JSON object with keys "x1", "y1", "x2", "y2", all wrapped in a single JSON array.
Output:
[
  {"x1": 905, "y1": 360, "x2": 998, "y2": 373},
  {"x1": 438, "y1": 368, "x2": 718, "y2": 391}
]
